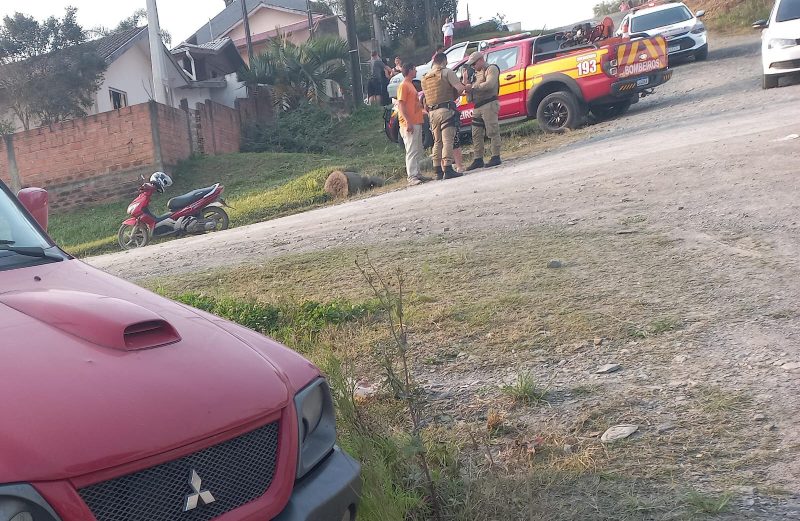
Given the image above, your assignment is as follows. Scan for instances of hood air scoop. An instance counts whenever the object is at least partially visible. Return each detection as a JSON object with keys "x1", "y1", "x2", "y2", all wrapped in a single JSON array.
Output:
[{"x1": 0, "y1": 290, "x2": 181, "y2": 351}]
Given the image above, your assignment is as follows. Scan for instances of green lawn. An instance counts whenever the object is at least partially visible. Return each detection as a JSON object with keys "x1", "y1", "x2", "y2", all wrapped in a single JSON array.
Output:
[{"x1": 48, "y1": 108, "x2": 404, "y2": 257}]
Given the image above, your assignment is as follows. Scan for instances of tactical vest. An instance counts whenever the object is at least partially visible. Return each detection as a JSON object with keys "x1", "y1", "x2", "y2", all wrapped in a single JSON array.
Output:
[
  {"x1": 471, "y1": 64, "x2": 501, "y2": 104},
  {"x1": 422, "y1": 68, "x2": 456, "y2": 106}
]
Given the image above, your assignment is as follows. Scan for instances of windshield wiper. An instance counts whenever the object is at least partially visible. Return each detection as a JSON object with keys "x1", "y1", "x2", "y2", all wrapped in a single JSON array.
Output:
[{"x1": 0, "y1": 244, "x2": 64, "y2": 261}]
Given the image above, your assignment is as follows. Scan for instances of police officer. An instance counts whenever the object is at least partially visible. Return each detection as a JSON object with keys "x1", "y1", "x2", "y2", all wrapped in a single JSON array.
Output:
[
  {"x1": 465, "y1": 51, "x2": 502, "y2": 171},
  {"x1": 421, "y1": 53, "x2": 467, "y2": 180}
]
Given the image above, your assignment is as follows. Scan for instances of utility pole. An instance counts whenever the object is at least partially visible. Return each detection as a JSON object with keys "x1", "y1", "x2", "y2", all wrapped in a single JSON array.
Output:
[
  {"x1": 306, "y1": 0, "x2": 315, "y2": 38},
  {"x1": 239, "y1": 0, "x2": 255, "y2": 64},
  {"x1": 343, "y1": 0, "x2": 362, "y2": 110},
  {"x1": 145, "y1": 0, "x2": 168, "y2": 105},
  {"x1": 422, "y1": 0, "x2": 436, "y2": 49}
]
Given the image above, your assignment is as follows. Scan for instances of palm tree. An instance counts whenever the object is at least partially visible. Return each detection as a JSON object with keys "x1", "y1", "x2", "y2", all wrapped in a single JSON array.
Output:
[{"x1": 238, "y1": 34, "x2": 349, "y2": 112}]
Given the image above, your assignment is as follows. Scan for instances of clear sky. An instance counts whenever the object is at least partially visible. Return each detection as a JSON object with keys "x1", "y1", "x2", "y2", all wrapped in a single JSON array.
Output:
[{"x1": 0, "y1": 0, "x2": 600, "y2": 45}]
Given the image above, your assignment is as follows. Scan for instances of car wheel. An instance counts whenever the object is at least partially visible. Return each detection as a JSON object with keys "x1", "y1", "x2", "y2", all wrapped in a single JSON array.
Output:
[
  {"x1": 536, "y1": 91, "x2": 585, "y2": 133},
  {"x1": 762, "y1": 74, "x2": 779, "y2": 89},
  {"x1": 590, "y1": 98, "x2": 634, "y2": 122},
  {"x1": 695, "y1": 44, "x2": 708, "y2": 61}
]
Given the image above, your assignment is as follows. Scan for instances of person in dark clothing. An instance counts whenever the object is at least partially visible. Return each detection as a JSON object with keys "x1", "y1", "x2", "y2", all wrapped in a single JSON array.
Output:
[{"x1": 368, "y1": 51, "x2": 390, "y2": 105}]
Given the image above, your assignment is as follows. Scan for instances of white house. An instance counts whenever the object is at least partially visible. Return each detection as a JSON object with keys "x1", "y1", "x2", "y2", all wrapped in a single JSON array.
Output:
[{"x1": 0, "y1": 26, "x2": 248, "y2": 132}]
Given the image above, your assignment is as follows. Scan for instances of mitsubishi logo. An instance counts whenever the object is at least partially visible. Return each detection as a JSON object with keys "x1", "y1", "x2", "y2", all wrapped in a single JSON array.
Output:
[{"x1": 183, "y1": 469, "x2": 216, "y2": 511}]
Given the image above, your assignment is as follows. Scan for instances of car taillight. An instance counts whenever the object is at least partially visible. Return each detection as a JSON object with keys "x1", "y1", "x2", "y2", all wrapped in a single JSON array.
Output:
[{"x1": 603, "y1": 56, "x2": 619, "y2": 76}]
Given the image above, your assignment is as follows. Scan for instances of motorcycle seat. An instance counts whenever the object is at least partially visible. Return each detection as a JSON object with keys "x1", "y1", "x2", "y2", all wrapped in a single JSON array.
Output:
[{"x1": 167, "y1": 184, "x2": 218, "y2": 211}]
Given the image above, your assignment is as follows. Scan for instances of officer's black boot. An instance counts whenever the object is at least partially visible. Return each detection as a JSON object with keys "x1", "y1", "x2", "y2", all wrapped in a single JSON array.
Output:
[
  {"x1": 443, "y1": 166, "x2": 463, "y2": 179},
  {"x1": 486, "y1": 156, "x2": 502, "y2": 168},
  {"x1": 435, "y1": 166, "x2": 444, "y2": 181},
  {"x1": 466, "y1": 158, "x2": 485, "y2": 171}
]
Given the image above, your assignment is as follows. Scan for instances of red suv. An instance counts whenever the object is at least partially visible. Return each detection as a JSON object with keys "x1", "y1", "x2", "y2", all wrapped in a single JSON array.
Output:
[{"x1": 0, "y1": 181, "x2": 361, "y2": 520}]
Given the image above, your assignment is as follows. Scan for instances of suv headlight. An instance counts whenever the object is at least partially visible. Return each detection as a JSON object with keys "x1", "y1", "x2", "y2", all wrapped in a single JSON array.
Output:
[
  {"x1": 690, "y1": 21, "x2": 706, "y2": 34},
  {"x1": 0, "y1": 485, "x2": 62, "y2": 521},
  {"x1": 294, "y1": 378, "x2": 337, "y2": 480},
  {"x1": 768, "y1": 38, "x2": 797, "y2": 49}
]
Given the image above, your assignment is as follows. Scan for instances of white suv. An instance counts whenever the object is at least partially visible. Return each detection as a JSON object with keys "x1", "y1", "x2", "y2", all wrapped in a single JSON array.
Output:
[
  {"x1": 386, "y1": 40, "x2": 483, "y2": 99},
  {"x1": 753, "y1": 0, "x2": 800, "y2": 89},
  {"x1": 618, "y1": 2, "x2": 709, "y2": 61}
]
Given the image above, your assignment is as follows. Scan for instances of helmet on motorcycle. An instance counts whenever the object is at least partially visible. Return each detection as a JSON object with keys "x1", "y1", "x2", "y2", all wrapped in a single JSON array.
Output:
[{"x1": 150, "y1": 172, "x2": 173, "y2": 193}]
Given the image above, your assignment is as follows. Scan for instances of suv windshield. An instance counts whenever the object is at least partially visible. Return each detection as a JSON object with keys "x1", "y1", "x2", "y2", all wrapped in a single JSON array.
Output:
[
  {"x1": 0, "y1": 185, "x2": 50, "y2": 251},
  {"x1": 776, "y1": 0, "x2": 800, "y2": 22},
  {"x1": 631, "y1": 5, "x2": 693, "y2": 32}
]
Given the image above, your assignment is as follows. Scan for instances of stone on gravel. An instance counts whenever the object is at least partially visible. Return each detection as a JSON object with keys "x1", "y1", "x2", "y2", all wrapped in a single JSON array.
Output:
[
  {"x1": 601, "y1": 424, "x2": 638, "y2": 443},
  {"x1": 753, "y1": 413, "x2": 767, "y2": 422},
  {"x1": 547, "y1": 260, "x2": 563, "y2": 269},
  {"x1": 596, "y1": 363, "x2": 622, "y2": 374},
  {"x1": 594, "y1": 337, "x2": 604, "y2": 346},
  {"x1": 781, "y1": 362, "x2": 800, "y2": 371}
]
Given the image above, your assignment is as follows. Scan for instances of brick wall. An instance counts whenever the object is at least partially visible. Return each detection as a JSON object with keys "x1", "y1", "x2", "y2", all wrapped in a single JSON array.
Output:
[
  {"x1": 196, "y1": 100, "x2": 241, "y2": 156},
  {"x1": 1, "y1": 93, "x2": 273, "y2": 211},
  {"x1": 156, "y1": 103, "x2": 193, "y2": 166},
  {"x1": 12, "y1": 105, "x2": 155, "y2": 190}
]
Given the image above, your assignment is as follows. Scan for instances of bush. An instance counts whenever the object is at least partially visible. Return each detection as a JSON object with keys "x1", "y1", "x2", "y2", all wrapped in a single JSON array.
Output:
[{"x1": 242, "y1": 104, "x2": 339, "y2": 154}]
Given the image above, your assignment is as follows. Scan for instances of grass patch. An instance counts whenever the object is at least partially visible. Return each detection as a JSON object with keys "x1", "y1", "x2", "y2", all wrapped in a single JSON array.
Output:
[
  {"x1": 502, "y1": 372, "x2": 549, "y2": 405},
  {"x1": 48, "y1": 107, "x2": 404, "y2": 258},
  {"x1": 684, "y1": 489, "x2": 733, "y2": 514},
  {"x1": 143, "y1": 227, "x2": 783, "y2": 520},
  {"x1": 707, "y1": 0, "x2": 772, "y2": 31},
  {"x1": 697, "y1": 386, "x2": 752, "y2": 414},
  {"x1": 628, "y1": 316, "x2": 682, "y2": 338}
]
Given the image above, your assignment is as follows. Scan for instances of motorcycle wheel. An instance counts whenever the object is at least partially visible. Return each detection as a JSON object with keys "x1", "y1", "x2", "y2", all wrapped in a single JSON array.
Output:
[
  {"x1": 117, "y1": 223, "x2": 150, "y2": 250},
  {"x1": 201, "y1": 206, "x2": 229, "y2": 232}
]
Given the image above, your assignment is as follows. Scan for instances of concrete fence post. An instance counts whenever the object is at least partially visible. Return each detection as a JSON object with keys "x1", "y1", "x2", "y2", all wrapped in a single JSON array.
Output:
[
  {"x1": 148, "y1": 100, "x2": 164, "y2": 171},
  {"x1": 3, "y1": 134, "x2": 22, "y2": 192}
]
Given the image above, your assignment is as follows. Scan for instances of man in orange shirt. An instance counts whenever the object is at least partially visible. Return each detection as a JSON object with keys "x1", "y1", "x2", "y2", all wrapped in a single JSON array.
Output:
[{"x1": 396, "y1": 62, "x2": 430, "y2": 186}]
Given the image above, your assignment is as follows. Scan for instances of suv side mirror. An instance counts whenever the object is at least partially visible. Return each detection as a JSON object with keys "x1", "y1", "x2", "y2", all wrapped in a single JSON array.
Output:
[
  {"x1": 752, "y1": 19, "x2": 768, "y2": 29},
  {"x1": 695, "y1": 10, "x2": 706, "y2": 17},
  {"x1": 18, "y1": 187, "x2": 49, "y2": 232}
]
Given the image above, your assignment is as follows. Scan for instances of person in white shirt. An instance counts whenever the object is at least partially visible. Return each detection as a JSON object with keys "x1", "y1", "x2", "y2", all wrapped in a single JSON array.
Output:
[{"x1": 442, "y1": 17, "x2": 454, "y2": 47}]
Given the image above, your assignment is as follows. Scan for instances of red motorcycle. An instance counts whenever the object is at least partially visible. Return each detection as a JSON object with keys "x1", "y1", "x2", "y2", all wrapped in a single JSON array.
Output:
[{"x1": 117, "y1": 172, "x2": 230, "y2": 250}]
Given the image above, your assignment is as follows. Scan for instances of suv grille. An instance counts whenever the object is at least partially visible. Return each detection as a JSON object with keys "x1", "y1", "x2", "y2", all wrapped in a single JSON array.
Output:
[
  {"x1": 667, "y1": 36, "x2": 696, "y2": 51},
  {"x1": 79, "y1": 421, "x2": 280, "y2": 521}
]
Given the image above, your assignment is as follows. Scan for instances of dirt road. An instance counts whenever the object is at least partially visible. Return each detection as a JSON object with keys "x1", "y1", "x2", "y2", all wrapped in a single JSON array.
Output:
[
  {"x1": 90, "y1": 34, "x2": 800, "y2": 515},
  {"x1": 91, "y1": 35, "x2": 798, "y2": 281}
]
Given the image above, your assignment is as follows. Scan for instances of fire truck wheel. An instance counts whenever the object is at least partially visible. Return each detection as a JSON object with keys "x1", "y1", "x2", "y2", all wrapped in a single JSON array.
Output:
[{"x1": 536, "y1": 91, "x2": 584, "y2": 133}]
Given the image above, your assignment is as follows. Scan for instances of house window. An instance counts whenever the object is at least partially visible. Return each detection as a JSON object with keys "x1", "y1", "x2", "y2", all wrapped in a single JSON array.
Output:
[{"x1": 109, "y1": 89, "x2": 128, "y2": 110}]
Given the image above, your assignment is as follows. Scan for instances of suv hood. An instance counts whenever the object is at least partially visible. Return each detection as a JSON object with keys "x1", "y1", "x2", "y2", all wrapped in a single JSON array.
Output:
[
  {"x1": 0, "y1": 260, "x2": 295, "y2": 482},
  {"x1": 767, "y1": 18, "x2": 800, "y2": 38}
]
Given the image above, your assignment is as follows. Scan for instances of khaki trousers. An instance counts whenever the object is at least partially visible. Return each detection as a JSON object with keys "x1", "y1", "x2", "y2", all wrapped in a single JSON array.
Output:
[
  {"x1": 402, "y1": 124, "x2": 424, "y2": 180},
  {"x1": 429, "y1": 107, "x2": 456, "y2": 167},
  {"x1": 472, "y1": 100, "x2": 501, "y2": 158}
]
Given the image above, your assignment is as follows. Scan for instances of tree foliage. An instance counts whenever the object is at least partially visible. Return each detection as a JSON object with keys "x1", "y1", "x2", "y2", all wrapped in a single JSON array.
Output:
[
  {"x1": 0, "y1": 8, "x2": 107, "y2": 130},
  {"x1": 378, "y1": 0, "x2": 457, "y2": 44},
  {"x1": 594, "y1": 0, "x2": 619, "y2": 16},
  {"x1": 238, "y1": 35, "x2": 349, "y2": 112},
  {"x1": 313, "y1": 0, "x2": 458, "y2": 46}
]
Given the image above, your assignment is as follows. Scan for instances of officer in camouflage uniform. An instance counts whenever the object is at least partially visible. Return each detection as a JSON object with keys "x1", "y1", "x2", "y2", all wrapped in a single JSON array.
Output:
[
  {"x1": 421, "y1": 53, "x2": 467, "y2": 180},
  {"x1": 465, "y1": 51, "x2": 502, "y2": 171}
]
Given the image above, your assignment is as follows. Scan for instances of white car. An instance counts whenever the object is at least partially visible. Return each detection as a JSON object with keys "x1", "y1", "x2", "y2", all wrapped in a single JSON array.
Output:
[
  {"x1": 386, "y1": 40, "x2": 483, "y2": 99},
  {"x1": 618, "y1": 2, "x2": 708, "y2": 61},
  {"x1": 753, "y1": 0, "x2": 800, "y2": 89}
]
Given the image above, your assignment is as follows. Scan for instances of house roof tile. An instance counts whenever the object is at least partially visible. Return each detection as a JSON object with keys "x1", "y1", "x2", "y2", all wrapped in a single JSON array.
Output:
[{"x1": 189, "y1": 0, "x2": 309, "y2": 45}]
